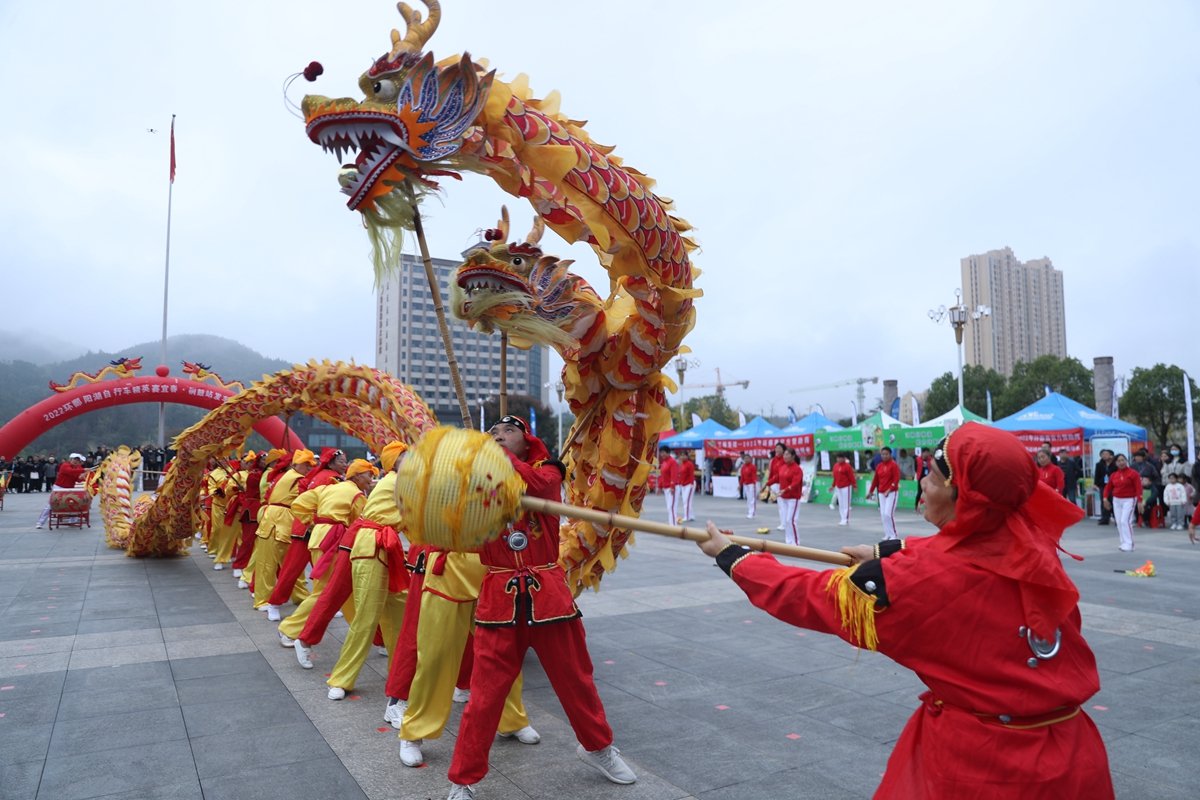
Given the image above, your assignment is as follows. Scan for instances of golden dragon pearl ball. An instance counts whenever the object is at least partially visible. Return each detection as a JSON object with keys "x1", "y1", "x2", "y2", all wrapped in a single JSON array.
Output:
[{"x1": 395, "y1": 427, "x2": 525, "y2": 551}]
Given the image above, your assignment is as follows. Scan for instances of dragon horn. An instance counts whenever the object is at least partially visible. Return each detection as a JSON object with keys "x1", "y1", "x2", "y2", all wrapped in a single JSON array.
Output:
[
  {"x1": 526, "y1": 215, "x2": 545, "y2": 245},
  {"x1": 390, "y1": 0, "x2": 441, "y2": 57},
  {"x1": 498, "y1": 206, "x2": 510, "y2": 241}
]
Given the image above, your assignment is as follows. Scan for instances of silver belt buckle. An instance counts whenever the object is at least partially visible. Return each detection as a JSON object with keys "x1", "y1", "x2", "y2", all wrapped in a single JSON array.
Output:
[{"x1": 507, "y1": 531, "x2": 528, "y2": 552}]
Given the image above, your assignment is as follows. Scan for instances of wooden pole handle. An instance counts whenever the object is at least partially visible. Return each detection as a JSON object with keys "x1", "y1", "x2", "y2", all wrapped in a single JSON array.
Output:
[
  {"x1": 499, "y1": 332, "x2": 508, "y2": 417},
  {"x1": 520, "y1": 496, "x2": 852, "y2": 567}
]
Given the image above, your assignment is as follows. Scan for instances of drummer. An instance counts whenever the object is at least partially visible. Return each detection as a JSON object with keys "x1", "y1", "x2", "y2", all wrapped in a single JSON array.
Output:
[{"x1": 35, "y1": 453, "x2": 88, "y2": 529}]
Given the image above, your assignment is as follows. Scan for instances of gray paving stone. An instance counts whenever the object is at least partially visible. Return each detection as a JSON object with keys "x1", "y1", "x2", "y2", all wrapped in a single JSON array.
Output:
[
  {"x1": 198, "y1": 755, "x2": 367, "y2": 800},
  {"x1": 37, "y1": 739, "x2": 198, "y2": 800},
  {"x1": 0, "y1": 722, "x2": 53, "y2": 767},
  {"x1": 180, "y1": 695, "x2": 312, "y2": 738},
  {"x1": 696, "y1": 767, "x2": 867, "y2": 800},
  {"x1": 0, "y1": 759, "x2": 44, "y2": 800},
  {"x1": 62, "y1": 659, "x2": 174, "y2": 694},
  {"x1": 47, "y1": 705, "x2": 188, "y2": 757},
  {"x1": 189, "y1": 721, "x2": 334, "y2": 779},
  {"x1": 56, "y1": 682, "x2": 181, "y2": 721}
]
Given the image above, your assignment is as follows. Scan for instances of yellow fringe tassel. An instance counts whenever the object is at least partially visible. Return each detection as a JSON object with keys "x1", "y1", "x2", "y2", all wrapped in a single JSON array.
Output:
[{"x1": 825, "y1": 567, "x2": 880, "y2": 652}]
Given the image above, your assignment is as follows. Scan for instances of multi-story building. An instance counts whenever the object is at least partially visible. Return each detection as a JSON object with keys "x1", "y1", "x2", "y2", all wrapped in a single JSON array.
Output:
[
  {"x1": 375, "y1": 251, "x2": 550, "y2": 424},
  {"x1": 961, "y1": 247, "x2": 1067, "y2": 377}
]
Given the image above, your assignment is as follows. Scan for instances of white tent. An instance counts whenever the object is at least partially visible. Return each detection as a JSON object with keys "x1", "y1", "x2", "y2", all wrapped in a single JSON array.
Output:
[{"x1": 923, "y1": 405, "x2": 991, "y2": 427}]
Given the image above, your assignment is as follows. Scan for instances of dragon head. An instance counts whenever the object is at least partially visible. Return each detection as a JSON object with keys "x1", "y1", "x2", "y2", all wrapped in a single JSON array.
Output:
[
  {"x1": 114, "y1": 357, "x2": 142, "y2": 372},
  {"x1": 181, "y1": 361, "x2": 210, "y2": 378},
  {"x1": 301, "y1": 1, "x2": 494, "y2": 214},
  {"x1": 450, "y1": 207, "x2": 603, "y2": 353}
]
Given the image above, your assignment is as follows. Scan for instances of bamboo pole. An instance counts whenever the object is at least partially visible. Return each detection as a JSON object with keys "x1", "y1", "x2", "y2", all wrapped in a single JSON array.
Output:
[
  {"x1": 411, "y1": 205, "x2": 474, "y2": 429},
  {"x1": 520, "y1": 496, "x2": 852, "y2": 567},
  {"x1": 499, "y1": 332, "x2": 508, "y2": 417}
]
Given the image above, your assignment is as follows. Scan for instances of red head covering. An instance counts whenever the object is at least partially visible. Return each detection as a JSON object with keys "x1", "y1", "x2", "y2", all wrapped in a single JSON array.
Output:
[
  {"x1": 928, "y1": 422, "x2": 1084, "y2": 640},
  {"x1": 494, "y1": 415, "x2": 550, "y2": 465}
]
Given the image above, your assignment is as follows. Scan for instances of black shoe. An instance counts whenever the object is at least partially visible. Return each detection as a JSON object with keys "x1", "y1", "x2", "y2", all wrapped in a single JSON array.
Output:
[{"x1": 1097, "y1": 520, "x2": 1109, "y2": 526}]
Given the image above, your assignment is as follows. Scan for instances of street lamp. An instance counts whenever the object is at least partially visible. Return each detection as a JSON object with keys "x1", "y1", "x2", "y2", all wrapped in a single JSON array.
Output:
[
  {"x1": 673, "y1": 357, "x2": 700, "y2": 431},
  {"x1": 928, "y1": 289, "x2": 990, "y2": 410},
  {"x1": 545, "y1": 380, "x2": 566, "y2": 453}
]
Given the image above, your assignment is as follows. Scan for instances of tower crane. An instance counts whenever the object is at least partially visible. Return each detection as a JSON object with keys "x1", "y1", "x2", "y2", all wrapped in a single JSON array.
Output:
[
  {"x1": 790, "y1": 377, "x2": 879, "y2": 415},
  {"x1": 681, "y1": 367, "x2": 749, "y2": 397}
]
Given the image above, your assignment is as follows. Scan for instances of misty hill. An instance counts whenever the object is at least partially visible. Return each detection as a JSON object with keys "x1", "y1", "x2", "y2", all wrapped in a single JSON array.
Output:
[{"x1": 0, "y1": 334, "x2": 292, "y2": 456}]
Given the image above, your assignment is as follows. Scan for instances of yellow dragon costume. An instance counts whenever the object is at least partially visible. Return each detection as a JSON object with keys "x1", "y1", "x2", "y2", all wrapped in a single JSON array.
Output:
[{"x1": 301, "y1": 0, "x2": 699, "y2": 592}]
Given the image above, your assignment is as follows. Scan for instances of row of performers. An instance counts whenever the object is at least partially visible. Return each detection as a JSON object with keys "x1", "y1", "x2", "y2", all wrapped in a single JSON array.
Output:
[
  {"x1": 193, "y1": 420, "x2": 1116, "y2": 799},
  {"x1": 193, "y1": 415, "x2": 634, "y2": 800}
]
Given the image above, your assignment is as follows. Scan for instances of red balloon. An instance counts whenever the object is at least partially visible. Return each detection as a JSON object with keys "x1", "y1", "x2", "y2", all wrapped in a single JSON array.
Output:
[{"x1": 155, "y1": 364, "x2": 170, "y2": 377}]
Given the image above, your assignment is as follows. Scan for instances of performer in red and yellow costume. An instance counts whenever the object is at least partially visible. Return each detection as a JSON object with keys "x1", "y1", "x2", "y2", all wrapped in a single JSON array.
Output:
[
  {"x1": 445, "y1": 416, "x2": 635, "y2": 796},
  {"x1": 321, "y1": 444, "x2": 409, "y2": 699},
  {"x1": 229, "y1": 451, "x2": 265, "y2": 579},
  {"x1": 267, "y1": 447, "x2": 348, "y2": 619},
  {"x1": 277, "y1": 458, "x2": 366, "y2": 641},
  {"x1": 699, "y1": 422, "x2": 1113, "y2": 799},
  {"x1": 253, "y1": 450, "x2": 314, "y2": 611}
]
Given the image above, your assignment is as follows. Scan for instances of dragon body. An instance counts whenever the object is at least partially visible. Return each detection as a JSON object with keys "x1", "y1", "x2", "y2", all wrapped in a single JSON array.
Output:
[
  {"x1": 97, "y1": 446, "x2": 141, "y2": 550},
  {"x1": 301, "y1": 0, "x2": 698, "y2": 592},
  {"x1": 182, "y1": 361, "x2": 245, "y2": 393},
  {"x1": 50, "y1": 357, "x2": 143, "y2": 392},
  {"x1": 121, "y1": 361, "x2": 436, "y2": 557}
]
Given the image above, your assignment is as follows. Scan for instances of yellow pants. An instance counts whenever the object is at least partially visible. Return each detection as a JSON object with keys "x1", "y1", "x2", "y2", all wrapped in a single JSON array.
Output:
[
  {"x1": 278, "y1": 551, "x2": 356, "y2": 640},
  {"x1": 242, "y1": 545, "x2": 257, "y2": 586},
  {"x1": 400, "y1": 592, "x2": 527, "y2": 741},
  {"x1": 252, "y1": 538, "x2": 308, "y2": 609},
  {"x1": 210, "y1": 506, "x2": 237, "y2": 565},
  {"x1": 328, "y1": 557, "x2": 406, "y2": 691}
]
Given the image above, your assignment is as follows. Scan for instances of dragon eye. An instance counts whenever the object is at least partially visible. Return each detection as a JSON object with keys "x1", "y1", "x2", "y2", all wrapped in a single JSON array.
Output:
[
  {"x1": 511, "y1": 257, "x2": 523, "y2": 267},
  {"x1": 372, "y1": 79, "x2": 399, "y2": 102}
]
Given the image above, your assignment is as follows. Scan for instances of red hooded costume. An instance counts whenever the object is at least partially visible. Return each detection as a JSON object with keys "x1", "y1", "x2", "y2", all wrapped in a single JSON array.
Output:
[{"x1": 713, "y1": 423, "x2": 1113, "y2": 799}]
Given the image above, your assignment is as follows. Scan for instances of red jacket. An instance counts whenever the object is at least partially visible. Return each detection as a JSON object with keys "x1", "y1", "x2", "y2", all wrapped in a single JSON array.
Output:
[
  {"x1": 869, "y1": 459, "x2": 901, "y2": 495},
  {"x1": 739, "y1": 461, "x2": 758, "y2": 485},
  {"x1": 474, "y1": 441, "x2": 578, "y2": 628},
  {"x1": 778, "y1": 461, "x2": 804, "y2": 499},
  {"x1": 1037, "y1": 464, "x2": 1065, "y2": 493},
  {"x1": 767, "y1": 455, "x2": 784, "y2": 486},
  {"x1": 678, "y1": 459, "x2": 695, "y2": 486},
  {"x1": 833, "y1": 461, "x2": 858, "y2": 489},
  {"x1": 54, "y1": 463, "x2": 86, "y2": 488},
  {"x1": 1103, "y1": 467, "x2": 1142, "y2": 500},
  {"x1": 659, "y1": 456, "x2": 679, "y2": 490}
]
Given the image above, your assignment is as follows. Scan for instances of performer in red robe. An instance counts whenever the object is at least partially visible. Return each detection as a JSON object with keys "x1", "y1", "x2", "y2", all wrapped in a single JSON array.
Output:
[
  {"x1": 445, "y1": 415, "x2": 635, "y2": 799},
  {"x1": 697, "y1": 423, "x2": 1113, "y2": 799}
]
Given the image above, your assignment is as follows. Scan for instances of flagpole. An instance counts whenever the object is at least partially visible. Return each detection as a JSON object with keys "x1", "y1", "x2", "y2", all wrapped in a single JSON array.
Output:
[{"x1": 158, "y1": 114, "x2": 176, "y2": 449}]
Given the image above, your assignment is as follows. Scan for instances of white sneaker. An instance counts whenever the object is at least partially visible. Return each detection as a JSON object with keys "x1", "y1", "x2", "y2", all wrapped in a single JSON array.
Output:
[
  {"x1": 775, "y1": 525, "x2": 784, "y2": 531},
  {"x1": 577, "y1": 744, "x2": 637, "y2": 784},
  {"x1": 498, "y1": 725, "x2": 541, "y2": 744},
  {"x1": 208, "y1": 552, "x2": 217, "y2": 559},
  {"x1": 376, "y1": 645, "x2": 389, "y2": 656},
  {"x1": 267, "y1": 604, "x2": 281, "y2": 622},
  {"x1": 384, "y1": 698, "x2": 407, "y2": 727},
  {"x1": 278, "y1": 631, "x2": 295, "y2": 648},
  {"x1": 328, "y1": 686, "x2": 346, "y2": 700},
  {"x1": 237, "y1": 580, "x2": 249, "y2": 589},
  {"x1": 258, "y1": 605, "x2": 269, "y2": 612},
  {"x1": 233, "y1": 569, "x2": 243, "y2": 578},
  {"x1": 447, "y1": 783, "x2": 476, "y2": 800},
  {"x1": 838, "y1": 521, "x2": 849, "y2": 526},
  {"x1": 295, "y1": 639, "x2": 313, "y2": 669},
  {"x1": 399, "y1": 738, "x2": 424, "y2": 767},
  {"x1": 214, "y1": 563, "x2": 223, "y2": 570},
  {"x1": 200, "y1": 544, "x2": 207, "y2": 550},
  {"x1": 334, "y1": 610, "x2": 343, "y2": 618},
  {"x1": 746, "y1": 515, "x2": 755, "y2": 519},
  {"x1": 452, "y1": 687, "x2": 470, "y2": 703},
  {"x1": 35, "y1": 525, "x2": 43, "y2": 530}
]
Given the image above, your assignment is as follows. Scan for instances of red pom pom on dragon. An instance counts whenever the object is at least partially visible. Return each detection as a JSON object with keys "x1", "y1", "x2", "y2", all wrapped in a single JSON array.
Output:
[{"x1": 300, "y1": 0, "x2": 700, "y2": 593}]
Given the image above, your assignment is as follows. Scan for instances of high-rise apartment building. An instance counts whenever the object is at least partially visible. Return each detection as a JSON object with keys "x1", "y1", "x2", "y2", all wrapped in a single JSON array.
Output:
[
  {"x1": 375, "y1": 252, "x2": 550, "y2": 424},
  {"x1": 961, "y1": 247, "x2": 1067, "y2": 377}
]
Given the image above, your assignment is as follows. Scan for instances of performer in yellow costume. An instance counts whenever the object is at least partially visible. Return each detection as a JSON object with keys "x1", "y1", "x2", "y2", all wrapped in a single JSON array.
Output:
[
  {"x1": 239, "y1": 449, "x2": 286, "y2": 591},
  {"x1": 254, "y1": 449, "x2": 314, "y2": 613},
  {"x1": 207, "y1": 459, "x2": 238, "y2": 570},
  {"x1": 398, "y1": 547, "x2": 535, "y2": 768},
  {"x1": 324, "y1": 444, "x2": 409, "y2": 699},
  {"x1": 277, "y1": 462, "x2": 371, "y2": 644}
]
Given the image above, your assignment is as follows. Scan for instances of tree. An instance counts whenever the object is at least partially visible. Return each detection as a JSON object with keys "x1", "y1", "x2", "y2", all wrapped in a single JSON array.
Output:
[
  {"x1": 922, "y1": 365, "x2": 1008, "y2": 421},
  {"x1": 678, "y1": 394, "x2": 738, "y2": 430},
  {"x1": 996, "y1": 355, "x2": 1093, "y2": 419},
  {"x1": 1121, "y1": 364, "x2": 1200, "y2": 449}
]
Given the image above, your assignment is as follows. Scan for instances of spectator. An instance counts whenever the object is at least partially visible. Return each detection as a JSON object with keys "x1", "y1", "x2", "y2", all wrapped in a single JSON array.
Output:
[
  {"x1": 1139, "y1": 475, "x2": 1158, "y2": 528},
  {"x1": 867, "y1": 449, "x2": 882, "y2": 471},
  {"x1": 1094, "y1": 449, "x2": 1116, "y2": 525},
  {"x1": 1040, "y1": 442, "x2": 1059, "y2": 464},
  {"x1": 1161, "y1": 446, "x2": 1192, "y2": 489},
  {"x1": 913, "y1": 450, "x2": 930, "y2": 510},
  {"x1": 1036, "y1": 450, "x2": 1065, "y2": 494},
  {"x1": 1165, "y1": 473, "x2": 1188, "y2": 530},
  {"x1": 1058, "y1": 448, "x2": 1082, "y2": 506},
  {"x1": 1133, "y1": 450, "x2": 1162, "y2": 508},
  {"x1": 43, "y1": 457, "x2": 58, "y2": 492},
  {"x1": 862, "y1": 450, "x2": 876, "y2": 473},
  {"x1": 896, "y1": 448, "x2": 915, "y2": 480}
]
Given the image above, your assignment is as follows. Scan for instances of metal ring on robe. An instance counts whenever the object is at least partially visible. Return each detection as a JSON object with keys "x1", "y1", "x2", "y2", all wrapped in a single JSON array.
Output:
[
  {"x1": 507, "y1": 531, "x2": 528, "y2": 552},
  {"x1": 1018, "y1": 626, "x2": 1062, "y2": 660}
]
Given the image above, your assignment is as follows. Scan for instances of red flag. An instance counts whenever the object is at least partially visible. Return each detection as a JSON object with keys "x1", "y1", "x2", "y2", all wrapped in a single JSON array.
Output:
[{"x1": 169, "y1": 116, "x2": 176, "y2": 184}]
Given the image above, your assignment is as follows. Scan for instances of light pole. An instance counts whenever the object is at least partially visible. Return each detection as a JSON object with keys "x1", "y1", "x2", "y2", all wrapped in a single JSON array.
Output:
[
  {"x1": 928, "y1": 289, "x2": 990, "y2": 411},
  {"x1": 673, "y1": 357, "x2": 700, "y2": 431},
  {"x1": 545, "y1": 380, "x2": 566, "y2": 453}
]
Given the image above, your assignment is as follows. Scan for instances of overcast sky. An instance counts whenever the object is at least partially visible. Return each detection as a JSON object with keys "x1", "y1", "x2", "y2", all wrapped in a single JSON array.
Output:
[{"x1": 2, "y1": 0, "x2": 1197, "y2": 421}]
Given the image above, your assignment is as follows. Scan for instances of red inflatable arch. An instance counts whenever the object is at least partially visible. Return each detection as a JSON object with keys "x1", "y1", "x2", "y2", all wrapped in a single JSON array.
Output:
[{"x1": 0, "y1": 376, "x2": 305, "y2": 457}]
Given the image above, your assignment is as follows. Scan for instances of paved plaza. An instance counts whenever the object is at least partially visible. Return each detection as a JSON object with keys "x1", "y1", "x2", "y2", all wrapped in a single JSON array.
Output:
[{"x1": 2, "y1": 488, "x2": 1199, "y2": 799}]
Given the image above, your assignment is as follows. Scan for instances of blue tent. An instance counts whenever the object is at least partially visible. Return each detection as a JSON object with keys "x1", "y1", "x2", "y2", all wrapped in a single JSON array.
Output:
[
  {"x1": 780, "y1": 412, "x2": 845, "y2": 435},
  {"x1": 661, "y1": 417, "x2": 732, "y2": 449},
  {"x1": 994, "y1": 393, "x2": 1147, "y2": 440},
  {"x1": 726, "y1": 416, "x2": 783, "y2": 439}
]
